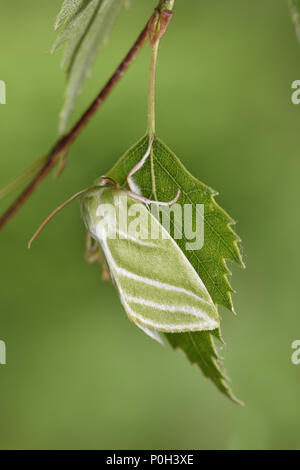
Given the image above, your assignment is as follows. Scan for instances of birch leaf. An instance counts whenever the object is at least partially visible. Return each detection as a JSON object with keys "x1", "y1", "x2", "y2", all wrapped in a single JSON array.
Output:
[
  {"x1": 107, "y1": 135, "x2": 244, "y2": 402},
  {"x1": 53, "y1": 0, "x2": 126, "y2": 134},
  {"x1": 165, "y1": 330, "x2": 242, "y2": 404},
  {"x1": 54, "y1": 0, "x2": 87, "y2": 31}
]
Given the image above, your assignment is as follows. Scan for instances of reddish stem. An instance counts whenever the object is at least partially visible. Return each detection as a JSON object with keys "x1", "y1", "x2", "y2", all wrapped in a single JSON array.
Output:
[{"x1": 0, "y1": 16, "x2": 152, "y2": 230}]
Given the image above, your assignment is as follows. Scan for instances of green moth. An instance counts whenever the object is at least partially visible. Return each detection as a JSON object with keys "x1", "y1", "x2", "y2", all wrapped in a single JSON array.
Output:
[
  {"x1": 29, "y1": 138, "x2": 219, "y2": 342},
  {"x1": 80, "y1": 137, "x2": 219, "y2": 341},
  {"x1": 80, "y1": 181, "x2": 219, "y2": 341}
]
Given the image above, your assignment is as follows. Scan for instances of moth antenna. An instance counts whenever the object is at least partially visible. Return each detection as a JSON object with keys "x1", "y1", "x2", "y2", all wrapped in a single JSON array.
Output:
[
  {"x1": 127, "y1": 135, "x2": 155, "y2": 192},
  {"x1": 125, "y1": 188, "x2": 181, "y2": 206},
  {"x1": 28, "y1": 189, "x2": 86, "y2": 249}
]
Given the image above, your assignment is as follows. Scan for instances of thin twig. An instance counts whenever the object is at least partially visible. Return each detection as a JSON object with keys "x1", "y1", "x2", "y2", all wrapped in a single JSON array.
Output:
[{"x1": 0, "y1": 14, "x2": 152, "y2": 231}]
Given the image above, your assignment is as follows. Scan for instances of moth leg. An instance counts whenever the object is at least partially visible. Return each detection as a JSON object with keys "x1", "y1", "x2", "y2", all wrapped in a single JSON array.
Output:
[
  {"x1": 85, "y1": 233, "x2": 98, "y2": 264},
  {"x1": 101, "y1": 264, "x2": 111, "y2": 282},
  {"x1": 85, "y1": 233, "x2": 110, "y2": 281},
  {"x1": 124, "y1": 188, "x2": 181, "y2": 206},
  {"x1": 126, "y1": 135, "x2": 181, "y2": 204},
  {"x1": 126, "y1": 135, "x2": 155, "y2": 192}
]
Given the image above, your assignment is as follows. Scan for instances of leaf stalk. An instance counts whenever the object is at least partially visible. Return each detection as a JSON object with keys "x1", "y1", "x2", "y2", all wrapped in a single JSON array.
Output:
[{"x1": 147, "y1": 1, "x2": 175, "y2": 137}]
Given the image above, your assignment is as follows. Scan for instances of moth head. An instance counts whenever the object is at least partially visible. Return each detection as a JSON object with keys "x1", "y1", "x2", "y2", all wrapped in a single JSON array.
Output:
[{"x1": 92, "y1": 176, "x2": 119, "y2": 189}]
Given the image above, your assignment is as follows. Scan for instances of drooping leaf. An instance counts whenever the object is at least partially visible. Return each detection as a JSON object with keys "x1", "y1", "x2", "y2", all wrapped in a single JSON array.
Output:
[
  {"x1": 165, "y1": 330, "x2": 242, "y2": 405},
  {"x1": 289, "y1": 0, "x2": 300, "y2": 41},
  {"x1": 107, "y1": 135, "x2": 244, "y2": 402},
  {"x1": 53, "y1": 0, "x2": 127, "y2": 134}
]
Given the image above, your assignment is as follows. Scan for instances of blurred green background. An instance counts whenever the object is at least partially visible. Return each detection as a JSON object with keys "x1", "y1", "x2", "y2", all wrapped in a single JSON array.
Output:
[{"x1": 0, "y1": 0, "x2": 300, "y2": 450}]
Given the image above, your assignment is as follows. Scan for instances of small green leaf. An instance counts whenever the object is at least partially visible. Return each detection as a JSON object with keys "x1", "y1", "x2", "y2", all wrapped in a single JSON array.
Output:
[
  {"x1": 108, "y1": 135, "x2": 244, "y2": 402},
  {"x1": 289, "y1": 0, "x2": 300, "y2": 41},
  {"x1": 53, "y1": 0, "x2": 126, "y2": 134},
  {"x1": 54, "y1": 0, "x2": 89, "y2": 31}
]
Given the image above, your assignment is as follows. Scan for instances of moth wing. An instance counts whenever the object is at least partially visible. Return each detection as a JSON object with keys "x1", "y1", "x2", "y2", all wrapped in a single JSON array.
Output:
[
  {"x1": 135, "y1": 323, "x2": 164, "y2": 344},
  {"x1": 95, "y1": 192, "x2": 220, "y2": 334}
]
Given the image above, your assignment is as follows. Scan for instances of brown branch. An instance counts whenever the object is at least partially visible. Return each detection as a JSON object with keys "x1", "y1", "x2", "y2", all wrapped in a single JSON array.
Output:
[{"x1": 0, "y1": 14, "x2": 152, "y2": 231}]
